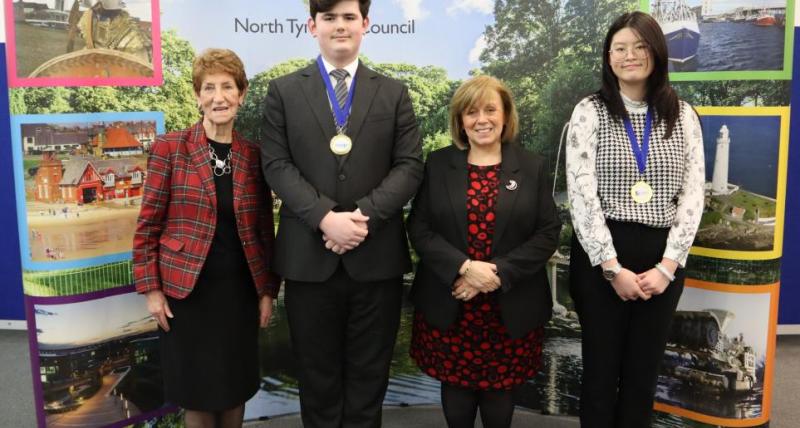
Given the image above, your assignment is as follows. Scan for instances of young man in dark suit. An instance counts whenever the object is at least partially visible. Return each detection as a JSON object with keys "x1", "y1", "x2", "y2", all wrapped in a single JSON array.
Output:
[{"x1": 259, "y1": 1, "x2": 423, "y2": 426}]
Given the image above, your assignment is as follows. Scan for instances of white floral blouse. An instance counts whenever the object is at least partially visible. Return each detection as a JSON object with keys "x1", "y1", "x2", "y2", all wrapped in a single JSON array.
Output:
[{"x1": 565, "y1": 93, "x2": 705, "y2": 267}]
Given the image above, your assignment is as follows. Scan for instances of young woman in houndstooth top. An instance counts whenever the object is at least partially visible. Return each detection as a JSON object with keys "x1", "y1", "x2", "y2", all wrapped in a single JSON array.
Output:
[{"x1": 565, "y1": 11, "x2": 705, "y2": 428}]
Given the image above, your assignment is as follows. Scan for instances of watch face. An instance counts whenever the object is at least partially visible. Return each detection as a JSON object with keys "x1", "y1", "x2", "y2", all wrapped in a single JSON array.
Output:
[{"x1": 603, "y1": 270, "x2": 616, "y2": 281}]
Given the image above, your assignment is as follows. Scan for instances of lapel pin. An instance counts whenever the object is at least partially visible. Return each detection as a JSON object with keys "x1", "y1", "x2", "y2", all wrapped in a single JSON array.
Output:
[{"x1": 505, "y1": 180, "x2": 518, "y2": 191}]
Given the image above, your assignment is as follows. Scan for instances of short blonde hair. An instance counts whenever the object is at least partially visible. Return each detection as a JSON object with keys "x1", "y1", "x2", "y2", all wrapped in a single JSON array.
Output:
[
  {"x1": 192, "y1": 48, "x2": 248, "y2": 94},
  {"x1": 449, "y1": 75, "x2": 519, "y2": 149}
]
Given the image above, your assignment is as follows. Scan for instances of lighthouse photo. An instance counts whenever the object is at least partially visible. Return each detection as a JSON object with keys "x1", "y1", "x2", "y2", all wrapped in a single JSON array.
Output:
[{"x1": 691, "y1": 107, "x2": 788, "y2": 257}]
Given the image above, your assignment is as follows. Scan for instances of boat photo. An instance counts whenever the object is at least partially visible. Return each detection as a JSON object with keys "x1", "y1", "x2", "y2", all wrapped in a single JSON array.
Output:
[
  {"x1": 653, "y1": 0, "x2": 702, "y2": 63},
  {"x1": 755, "y1": 9, "x2": 777, "y2": 26}
]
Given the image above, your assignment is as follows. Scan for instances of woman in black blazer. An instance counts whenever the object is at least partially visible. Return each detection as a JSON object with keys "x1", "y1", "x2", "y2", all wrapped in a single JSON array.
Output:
[{"x1": 407, "y1": 75, "x2": 561, "y2": 428}]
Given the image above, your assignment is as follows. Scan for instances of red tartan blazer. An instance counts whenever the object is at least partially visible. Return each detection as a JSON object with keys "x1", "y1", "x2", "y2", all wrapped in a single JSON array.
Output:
[{"x1": 133, "y1": 122, "x2": 280, "y2": 299}]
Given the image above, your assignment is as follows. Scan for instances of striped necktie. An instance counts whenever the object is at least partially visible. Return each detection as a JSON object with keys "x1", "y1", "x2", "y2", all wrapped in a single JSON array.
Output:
[{"x1": 330, "y1": 68, "x2": 349, "y2": 110}]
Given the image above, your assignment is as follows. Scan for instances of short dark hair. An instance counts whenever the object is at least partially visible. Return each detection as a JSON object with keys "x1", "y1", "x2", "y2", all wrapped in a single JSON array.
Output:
[
  {"x1": 310, "y1": 0, "x2": 371, "y2": 19},
  {"x1": 599, "y1": 11, "x2": 680, "y2": 139}
]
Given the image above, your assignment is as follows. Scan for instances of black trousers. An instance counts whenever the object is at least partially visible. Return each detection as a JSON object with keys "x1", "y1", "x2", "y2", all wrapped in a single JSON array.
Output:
[
  {"x1": 569, "y1": 220, "x2": 684, "y2": 428},
  {"x1": 284, "y1": 264, "x2": 403, "y2": 428}
]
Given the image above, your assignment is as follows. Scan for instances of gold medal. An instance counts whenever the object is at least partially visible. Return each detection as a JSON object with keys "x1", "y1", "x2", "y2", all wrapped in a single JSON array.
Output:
[
  {"x1": 631, "y1": 181, "x2": 653, "y2": 204},
  {"x1": 330, "y1": 133, "x2": 352, "y2": 155}
]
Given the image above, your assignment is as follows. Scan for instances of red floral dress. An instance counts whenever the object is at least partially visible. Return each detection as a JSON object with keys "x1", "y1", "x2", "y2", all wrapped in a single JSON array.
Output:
[{"x1": 410, "y1": 163, "x2": 544, "y2": 390}]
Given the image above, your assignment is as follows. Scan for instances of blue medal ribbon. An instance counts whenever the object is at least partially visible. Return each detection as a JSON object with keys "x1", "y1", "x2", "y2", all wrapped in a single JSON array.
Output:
[
  {"x1": 316, "y1": 55, "x2": 357, "y2": 130},
  {"x1": 623, "y1": 109, "x2": 653, "y2": 175}
]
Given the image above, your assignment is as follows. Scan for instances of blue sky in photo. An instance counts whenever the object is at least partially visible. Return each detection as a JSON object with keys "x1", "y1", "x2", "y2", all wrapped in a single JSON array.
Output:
[
  {"x1": 677, "y1": 286, "x2": 770, "y2": 358},
  {"x1": 34, "y1": 292, "x2": 155, "y2": 348},
  {"x1": 160, "y1": 0, "x2": 495, "y2": 78},
  {"x1": 701, "y1": 115, "x2": 781, "y2": 198}
]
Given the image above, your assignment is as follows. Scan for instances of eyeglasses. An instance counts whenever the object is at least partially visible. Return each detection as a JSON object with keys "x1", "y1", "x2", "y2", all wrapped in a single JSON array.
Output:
[{"x1": 609, "y1": 43, "x2": 650, "y2": 60}]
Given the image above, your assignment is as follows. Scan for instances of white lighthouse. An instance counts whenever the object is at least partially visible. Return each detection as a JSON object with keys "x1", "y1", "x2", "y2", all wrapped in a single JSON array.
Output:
[{"x1": 711, "y1": 124, "x2": 731, "y2": 195}]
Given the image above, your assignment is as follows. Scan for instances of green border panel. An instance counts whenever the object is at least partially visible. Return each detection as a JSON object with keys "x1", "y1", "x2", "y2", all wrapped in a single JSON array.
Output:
[{"x1": 639, "y1": 0, "x2": 794, "y2": 80}]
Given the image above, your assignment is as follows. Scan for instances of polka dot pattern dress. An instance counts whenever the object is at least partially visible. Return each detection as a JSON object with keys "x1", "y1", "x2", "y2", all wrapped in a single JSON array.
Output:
[{"x1": 410, "y1": 163, "x2": 544, "y2": 391}]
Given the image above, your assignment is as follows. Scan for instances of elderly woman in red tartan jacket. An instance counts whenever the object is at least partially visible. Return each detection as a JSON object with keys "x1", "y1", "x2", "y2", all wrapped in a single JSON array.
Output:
[{"x1": 132, "y1": 48, "x2": 279, "y2": 428}]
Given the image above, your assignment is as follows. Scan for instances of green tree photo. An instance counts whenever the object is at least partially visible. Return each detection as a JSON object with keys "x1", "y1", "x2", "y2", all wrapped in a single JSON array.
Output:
[{"x1": 480, "y1": 0, "x2": 635, "y2": 187}]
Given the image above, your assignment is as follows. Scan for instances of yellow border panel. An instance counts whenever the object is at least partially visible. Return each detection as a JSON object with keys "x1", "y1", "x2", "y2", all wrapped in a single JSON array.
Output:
[{"x1": 689, "y1": 107, "x2": 790, "y2": 261}]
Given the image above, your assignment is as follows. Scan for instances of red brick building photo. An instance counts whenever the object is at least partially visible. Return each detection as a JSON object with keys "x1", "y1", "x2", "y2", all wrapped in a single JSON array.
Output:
[{"x1": 33, "y1": 152, "x2": 144, "y2": 204}]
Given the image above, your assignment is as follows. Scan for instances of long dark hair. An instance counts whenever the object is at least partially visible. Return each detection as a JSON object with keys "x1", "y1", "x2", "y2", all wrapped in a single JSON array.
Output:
[{"x1": 599, "y1": 11, "x2": 680, "y2": 139}]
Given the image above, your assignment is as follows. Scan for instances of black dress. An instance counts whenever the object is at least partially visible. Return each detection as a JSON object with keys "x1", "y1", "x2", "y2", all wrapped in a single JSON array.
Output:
[{"x1": 159, "y1": 139, "x2": 260, "y2": 411}]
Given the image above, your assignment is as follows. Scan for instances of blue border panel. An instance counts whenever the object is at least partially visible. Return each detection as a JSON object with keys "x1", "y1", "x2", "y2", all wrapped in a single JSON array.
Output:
[
  {"x1": 10, "y1": 112, "x2": 164, "y2": 271},
  {"x1": 779, "y1": 27, "x2": 800, "y2": 325},
  {"x1": 0, "y1": 43, "x2": 25, "y2": 321}
]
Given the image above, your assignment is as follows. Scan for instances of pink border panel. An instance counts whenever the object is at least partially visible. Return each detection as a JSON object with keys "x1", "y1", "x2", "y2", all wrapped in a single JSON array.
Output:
[{"x1": 4, "y1": 0, "x2": 162, "y2": 87}]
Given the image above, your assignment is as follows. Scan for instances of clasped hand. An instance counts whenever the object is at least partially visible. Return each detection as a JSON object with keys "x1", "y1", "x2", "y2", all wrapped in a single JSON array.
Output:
[
  {"x1": 320, "y1": 209, "x2": 369, "y2": 255},
  {"x1": 610, "y1": 267, "x2": 670, "y2": 302},
  {"x1": 451, "y1": 260, "x2": 501, "y2": 301}
]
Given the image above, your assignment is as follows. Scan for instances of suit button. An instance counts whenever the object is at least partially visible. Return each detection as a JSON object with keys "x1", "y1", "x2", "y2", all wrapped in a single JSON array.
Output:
[{"x1": 338, "y1": 174, "x2": 346, "y2": 181}]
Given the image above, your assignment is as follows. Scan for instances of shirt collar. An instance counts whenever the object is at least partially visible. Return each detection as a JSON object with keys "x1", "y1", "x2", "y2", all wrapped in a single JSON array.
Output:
[
  {"x1": 320, "y1": 56, "x2": 359, "y2": 79},
  {"x1": 620, "y1": 91, "x2": 648, "y2": 113}
]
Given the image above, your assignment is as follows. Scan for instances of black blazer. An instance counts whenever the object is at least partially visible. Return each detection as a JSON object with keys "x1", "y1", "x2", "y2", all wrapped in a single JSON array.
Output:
[
  {"x1": 261, "y1": 62, "x2": 423, "y2": 282},
  {"x1": 408, "y1": 143, "x2": 561, "y2": 338}
]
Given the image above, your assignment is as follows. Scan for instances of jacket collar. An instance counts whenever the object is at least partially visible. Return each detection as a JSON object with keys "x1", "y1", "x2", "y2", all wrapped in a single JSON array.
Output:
[
  {"x1": 300, "y1": 61, "x2": 380, "y2": 170},
  {"x1": 184, "y1": 120, "x2": 249, "y2": 211},
  {"x1": 445, "y1": 143, "x2": 523, "y2": 252}
]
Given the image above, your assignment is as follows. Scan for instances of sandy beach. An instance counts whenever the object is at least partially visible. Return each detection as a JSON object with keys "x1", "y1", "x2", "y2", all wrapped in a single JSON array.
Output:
[
  {"x1": 26, "y1": 202, "x2": 141, "y2": 227},
  {"x1": 25, "y1": 201, "x2": 142, "y2": 262}
]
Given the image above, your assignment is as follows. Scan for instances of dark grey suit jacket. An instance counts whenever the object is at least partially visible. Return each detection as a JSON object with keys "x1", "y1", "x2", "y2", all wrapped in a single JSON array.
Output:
[
  {"x1": 408, "y1": 143, "x2": 562, "y2": 338},
  {"x1": 261, "y1": 62, "x2": 423, "y2": 282}
]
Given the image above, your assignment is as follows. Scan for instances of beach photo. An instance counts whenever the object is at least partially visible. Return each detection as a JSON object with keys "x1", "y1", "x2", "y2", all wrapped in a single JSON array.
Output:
[
  {"x1": 690, "y1": 107, "x2": 788, "y2": 259},
  {"x1": 4, "y1": 0, "x2": 162, "y2": 86},
  {"x1": 28, "y1": 288, "x2": 170, "y2": 428},
  {"x1": 11, "y1": 112, "x2": 164, "y2": 270},
  {"x1": 654, "y1": 282, "x2": 777, "y2": 424},
  {"x1": 645, "y1": 0, "x2": 793, "y2": 78}
]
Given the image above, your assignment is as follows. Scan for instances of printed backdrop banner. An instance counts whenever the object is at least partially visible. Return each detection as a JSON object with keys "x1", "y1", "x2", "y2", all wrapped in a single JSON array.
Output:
[{"x1": 2, "y1": 0, "x2": 795, "y2": 427}]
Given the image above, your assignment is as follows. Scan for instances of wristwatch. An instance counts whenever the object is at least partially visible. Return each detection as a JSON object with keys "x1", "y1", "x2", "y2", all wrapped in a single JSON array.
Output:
[{"x1": 602, "y1": 263, "x2": 622, "y2": 281}]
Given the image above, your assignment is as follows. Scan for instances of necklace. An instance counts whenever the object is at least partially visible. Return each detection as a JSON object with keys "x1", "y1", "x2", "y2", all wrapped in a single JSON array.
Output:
[{"x1": 209, "y1": 144, "x2": 232, "y2": 176}]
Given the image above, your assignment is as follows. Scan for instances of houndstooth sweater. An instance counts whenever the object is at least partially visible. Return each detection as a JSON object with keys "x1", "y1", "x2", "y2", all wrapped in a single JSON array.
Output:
[{"x1": 565, "y1": 93, "x2": 705, "y2": 267}]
